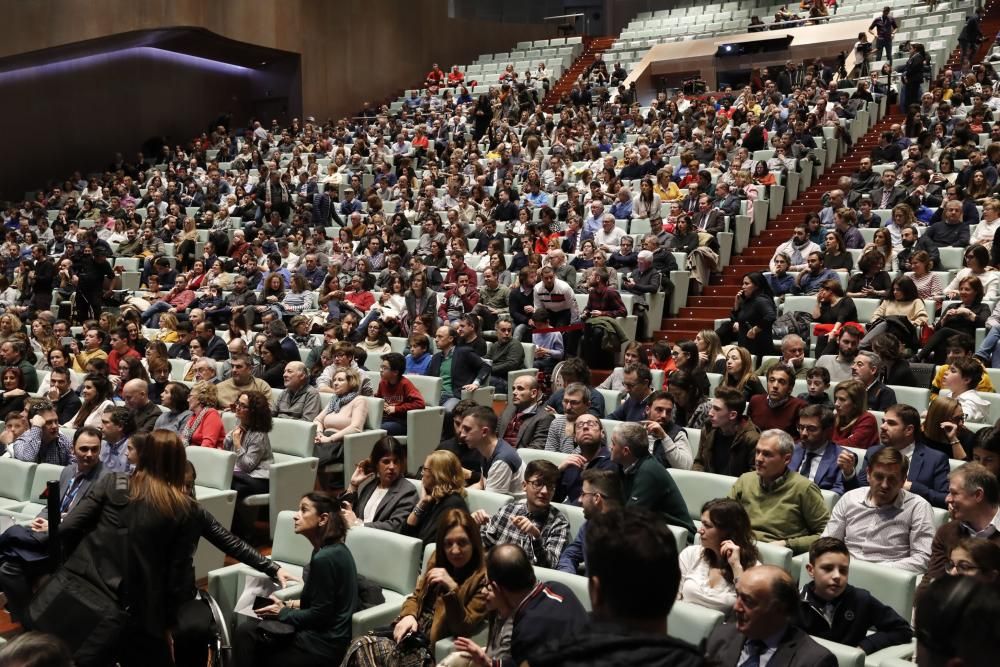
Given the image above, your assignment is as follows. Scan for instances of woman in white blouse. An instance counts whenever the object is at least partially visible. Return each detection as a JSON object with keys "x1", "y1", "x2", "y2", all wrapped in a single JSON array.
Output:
[
  {"x1": 678, "y1": 499, "x2": 760, "y2": 613},
  {"x1": 972, "y1": 198, "x2": 1000, "y2": 247}
]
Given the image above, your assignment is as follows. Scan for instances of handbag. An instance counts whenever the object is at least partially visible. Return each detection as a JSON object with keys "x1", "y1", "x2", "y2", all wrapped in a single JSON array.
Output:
[{"x1": 28, "y1": 473, "x2": 131, "y2": 666}]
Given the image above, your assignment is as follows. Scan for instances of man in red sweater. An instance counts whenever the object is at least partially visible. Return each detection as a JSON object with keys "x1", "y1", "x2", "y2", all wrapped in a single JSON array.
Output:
[
  {"x1": 747, "y1": 365, "x2": 806, "y2": 437},
  {"x1": 107, "y1": 327, "x2": 141, "y2": 376},
  {"x1": 376, "y1": 352, "x2": 426, "y2": 436}
]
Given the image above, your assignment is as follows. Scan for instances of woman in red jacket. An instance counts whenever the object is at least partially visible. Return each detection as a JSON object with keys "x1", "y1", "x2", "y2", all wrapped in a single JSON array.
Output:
[
  {"x1": 376, "y1": 352, "x2": 426, "y2": 437},
  {"x1": 181, "y1": 381, "x2": 227, "y2": 448},
  {"x1": 831, "y1": 379, "x2": 879, "y2": 449}
]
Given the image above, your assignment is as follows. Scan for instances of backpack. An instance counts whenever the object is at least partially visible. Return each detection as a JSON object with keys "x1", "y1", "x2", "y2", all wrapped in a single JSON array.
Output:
[{"x1": 772, "y1": 311, "x2": 813, "y2": 353}]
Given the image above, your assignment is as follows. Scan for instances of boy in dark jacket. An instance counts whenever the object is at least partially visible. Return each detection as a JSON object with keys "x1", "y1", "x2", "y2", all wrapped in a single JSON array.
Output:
[{"x1": 799, "y1": 537, "x2": 912, "y2": 654}]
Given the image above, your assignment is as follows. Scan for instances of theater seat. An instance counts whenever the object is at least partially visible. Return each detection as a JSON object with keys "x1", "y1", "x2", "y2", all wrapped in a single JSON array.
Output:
[
  {"x1": 811, "y1": 636, "x2": 865, "y2": 667},
  {"x1": 668, "y1": 601, "x2": 724, "y2": 648},
  {"x1": 0, "y1": 459, "x2": 36, "y2": 509}
]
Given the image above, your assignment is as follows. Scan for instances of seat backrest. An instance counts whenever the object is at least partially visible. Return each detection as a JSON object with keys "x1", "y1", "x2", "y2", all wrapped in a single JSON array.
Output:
[
  {"x1": 270, "y1": 511, "x2": 314, "y2": 567},
  {"x1": 0, "y1": 458, "x2": 36, "y2": 502},
  {"x1": 797, "y1": 555, "x2": 917, "y2": 619},
  {"x1": 270, "y1": 419, "x2": 317, "y2": 458},
  {"x1": 406, "y1": 374, "x2": 442, "y2": 407},
  {"x1": 668, "y1": 600, "x2": 724, "y2": 646},
  {"x1": 756, "y1": 542, "x2": 793, "y2": 571},
  {"x1": 811, "y1": 636, "x2": 865, "y2": 667},
  {"x1": 666, "y1": 469, "x2": 734, "y2": 521},
  {"x1": 520, "y1": 449, "x2": 570, "y2": 467},
  {"x1": 26, "y1": 462, "x2": 64, "y2": 501},
  {"x1": 551, "y1": 501, "x2": 585, "y2": 539},
  {"x1": 535, "y1": 567, "x2": 591, "y2": 611},
  {"x1": 346, "y1": 526, "x2": 423, "y2": 595},
  {"x1": 186, "y1": 447, "x2": 236, "y2": 491},
  {"x1": 466, "y1": 488, "x2": 513, "y2": 516}
]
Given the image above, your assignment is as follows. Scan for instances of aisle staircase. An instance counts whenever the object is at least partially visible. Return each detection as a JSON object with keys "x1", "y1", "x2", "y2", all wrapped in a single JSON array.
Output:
[
  {"x1": 656, "y1": 2, "x2": 1000, "y2": 344},
  {"x1": 542, "y1": 36, "x2": 617, "y2": 109}
]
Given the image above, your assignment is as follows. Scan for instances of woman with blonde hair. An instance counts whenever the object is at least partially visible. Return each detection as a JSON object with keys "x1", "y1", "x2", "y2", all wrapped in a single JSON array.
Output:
[
  {"x1": 722, "y1": 346, "x2": 765, "y2": 402},
  {"x1": 922, "y1": 395, "x2": 973, "y2": 461},
  {"x1": 154, "y1": 312, "x2": 181, "y2": 343},
  {"x1": 831, "y1": 379, "x2": 879, "y2": 448},
  {"x1": 696, "y1": 329, "x2": 726, "y2": 374},
  {"x1": 181, "y1": 381, "x2": 226, "y2": 448},
  {"x1": 312, "y1": 366, "x2": 369, "y2": 464},
  {"x1": 0, "y1": 312, "x2": 24, "y2": 346},
  {"x1": 655, "y1": 166, "x2": 682, "y2": 202}
]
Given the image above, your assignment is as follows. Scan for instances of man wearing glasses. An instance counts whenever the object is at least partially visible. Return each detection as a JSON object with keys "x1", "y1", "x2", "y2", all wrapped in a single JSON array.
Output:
[
  {"x1": 791, "y1": 405, "x2": 851, "y2": 496},
  {"x1": 557, "y1": 469, "x2": 621, "y2": 574},
  {"x1": 473, "y1": 460, "x2": 571, "y2": 568}
]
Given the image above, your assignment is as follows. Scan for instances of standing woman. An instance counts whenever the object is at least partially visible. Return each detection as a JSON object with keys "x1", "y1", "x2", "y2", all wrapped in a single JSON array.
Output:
[
  {"x1": 227, "y1": 390, "x2": 274, "y2": 535},
  {"x1": 897, "y1": 42, "x2": 927, "y2": 113},
  {"x1": 831, "y1": 379, "x2": 879, "y2": 449},
  {"x1": 235, "y1": 493, "x2": 358, "y2": 666},
  {"x1": 52, "y1": 429, "x2": 199, "y2": 665},
  {"x1": 719, "y1": 272, "x2": 776, "y2": 362}
]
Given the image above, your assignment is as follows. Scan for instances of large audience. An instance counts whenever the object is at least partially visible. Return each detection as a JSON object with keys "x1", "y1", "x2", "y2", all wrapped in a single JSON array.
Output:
[{"x1": 0, "y1": 3, "x2": 999, "y2": 666}]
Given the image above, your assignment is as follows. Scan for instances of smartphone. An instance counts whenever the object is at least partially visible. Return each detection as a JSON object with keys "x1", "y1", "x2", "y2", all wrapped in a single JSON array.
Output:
[
  {"x1": 253, "y1": 596, "x2": 273, "y2": 611},
  {"x1": 60, "y1": 337, "x2": 75, "y2": 347}
]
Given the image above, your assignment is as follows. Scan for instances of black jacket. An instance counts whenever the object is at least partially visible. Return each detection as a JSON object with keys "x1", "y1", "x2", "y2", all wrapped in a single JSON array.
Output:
[
  {"x1": 400, "y1": 492, "x2": 469, "y2": 545},
  {"x1": 58, "y1": 473, "x2": 199, "y2": 636},
  {"x1": 798, "y1": 582, "x2": 912, "y2": 654},
  {"x1": 529, "y1": 620, "x2": 705, "y2": 667},
  {"x1": 428, "y1": 346, "x2": 490, "y2": 394},
  {"x1": 508, "y1": 581, "x2": 589, "y2": 667}
]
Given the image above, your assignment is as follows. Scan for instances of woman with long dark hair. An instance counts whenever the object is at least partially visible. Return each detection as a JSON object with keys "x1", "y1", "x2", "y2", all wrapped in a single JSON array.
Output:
[
  {"x1": 234, "y1": 492, "x2": 358, "y2": 666},
  {"x1": 341, "y1": 435, "x2": 418, "y2": 533},
  {"x1": 719, "y1": 271, "x2": 776, "y2": 360},
  {"x1": 916, "y1": 276, "x2": 991, "y2": 364},
  {"x1": 678, "y1": 498, "x2": 759, "y2": 612}
]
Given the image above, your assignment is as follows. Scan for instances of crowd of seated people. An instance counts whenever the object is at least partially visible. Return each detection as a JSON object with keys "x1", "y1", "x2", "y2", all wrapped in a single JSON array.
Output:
[{"x1": 1, "y1": 7, "x2": 1000, "y2": 661}]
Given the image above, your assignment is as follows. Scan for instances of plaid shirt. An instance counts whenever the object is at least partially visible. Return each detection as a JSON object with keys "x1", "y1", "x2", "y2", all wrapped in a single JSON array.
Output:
[
  {"x1": 481, "y1": 500, "x2": 570, "y2": 568},
  {"x1": 10, "y1": 426, "x2": 72, "y2": 465}
]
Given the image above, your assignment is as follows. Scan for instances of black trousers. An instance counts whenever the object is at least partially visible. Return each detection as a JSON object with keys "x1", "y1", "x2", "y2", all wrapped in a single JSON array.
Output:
[{"x1": 232, "y1": 619, "x2": 343, "y2": 667}]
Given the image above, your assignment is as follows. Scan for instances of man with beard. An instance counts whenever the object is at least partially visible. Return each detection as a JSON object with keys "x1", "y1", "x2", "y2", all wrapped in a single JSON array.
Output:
[
  {"x1": 748, "y1": 364, "x2": 806, "y2": 436},
  {"x1": 816, "y1": 324, "x2": 863, "y2": 383},
  {"x1": 553, "y1": 413, "x2": 617, "y2": 505},
  {"x1": 556, "y1": 469, "x2": 621, "y2": 574},
  {"x1": 640, "y1": 390, "x2": 693, "y2": 470},
  {"x1": 771, "y1": 224, "x2": 820, "y2": 272},
  {"x1": 896, "y1": 224, "x2": 940, "y2": 271}
]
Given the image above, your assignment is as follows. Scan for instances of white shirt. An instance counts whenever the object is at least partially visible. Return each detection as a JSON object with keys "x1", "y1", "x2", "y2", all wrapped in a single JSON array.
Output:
[
  {"x1": 363, "y1": 487, "x2": 389, "y2": 524},
  {"x1": 823, "y1": 486, "x2": 935, "y2": 572},
  {"x1": 677, "y1": 545, "x2": 757, "y2": 612},
  {"x1": 797, "y1": 444, "x2": 827, "y2": 482},
  {"x1": 939, "y1": 388, "x2": 991, "y2": 423}
]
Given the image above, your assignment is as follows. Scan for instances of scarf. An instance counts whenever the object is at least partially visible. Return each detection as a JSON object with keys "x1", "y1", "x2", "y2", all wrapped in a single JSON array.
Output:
[
  {"x1": 767, "y1": 396, "x2": 791, "y2": 409},
  {"x1": 789, "y1": 238, "x2": 811, "y2": 266},
  {"x1": 180, "y1": 407, "x2": 211, "y2": 445},
  {"x1": 325, "y1": 390, "x2": 359, "y2": 414}
]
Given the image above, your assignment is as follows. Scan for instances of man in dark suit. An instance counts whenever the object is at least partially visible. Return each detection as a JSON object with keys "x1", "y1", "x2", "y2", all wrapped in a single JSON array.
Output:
[
  {"x1": 840, "y1": 404, "x2": 950, "y2": 507},
  {"x1": 852, "y1": 351, "x2": 897, "y2": 411},
  {"x1": 713, "y1": 183, "x2": 742, "y2": 218},
  {"x1": 0, "y1": 425, "x2": 106, "y2": 622},
  {"x1": 868, "y1": 169, "x2": 906, "y2": 209},
  {"x1": 428, "y1": 325, "x2": 491, "y2": 413},
  {"x1": 706, "y1": 565, "x2": 838, "y2": 667},
  {"x1": 691, "y1": 195, "x2": 726, "y2": 235},
  {"x1": 497, "y1": 375, "x2": 554, "y2": 450},
  {"x1": 790, "y1": 405, "x2": 850, "y2": 495}
]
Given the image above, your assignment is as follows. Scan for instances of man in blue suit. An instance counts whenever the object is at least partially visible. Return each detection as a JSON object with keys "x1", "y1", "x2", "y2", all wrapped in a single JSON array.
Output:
[
  {"x1": 790, "y1": 404, "x2": 851, "y2": 496},
  {"x1": 840, "y1": 404, "x2": 950, "y2": 507}
]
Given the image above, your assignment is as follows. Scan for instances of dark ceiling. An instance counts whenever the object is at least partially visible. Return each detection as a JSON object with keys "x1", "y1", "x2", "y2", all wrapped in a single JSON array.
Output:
[{"x1": 0, "y1": 27, "x2": 297, "y2": 74}]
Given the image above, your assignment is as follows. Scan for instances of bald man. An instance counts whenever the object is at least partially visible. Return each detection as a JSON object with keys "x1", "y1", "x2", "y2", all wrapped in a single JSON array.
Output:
[
  {"x1": 274, "y1": 361, "x2": 322, "y2": 422},
  {"x1": 122, "y1": 379, "x2": 161, "y2": 433}
]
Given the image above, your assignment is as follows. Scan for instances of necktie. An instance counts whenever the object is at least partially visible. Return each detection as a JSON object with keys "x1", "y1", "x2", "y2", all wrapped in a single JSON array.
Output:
[
  {"x1": 799, "y1": 450, "x2": 817, "y2": 479},
  {"x1": 740, "y1": 639, "x2": 767, "y2": 667},
  {"x1": 881, "y1": 189, "x2": 891, "y2": 208},
  {"x1": 60, "y1": 474, "x2": 85, "y2": 514}
]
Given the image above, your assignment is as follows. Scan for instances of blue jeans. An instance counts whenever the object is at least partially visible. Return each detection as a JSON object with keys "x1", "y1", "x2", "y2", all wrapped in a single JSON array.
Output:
[
  {"x1": 975, "y1": 327, "x2": 1000, "y2": 368},
  {"x1": 141, "y1": 301, "x2": 172, "y2": 327}
]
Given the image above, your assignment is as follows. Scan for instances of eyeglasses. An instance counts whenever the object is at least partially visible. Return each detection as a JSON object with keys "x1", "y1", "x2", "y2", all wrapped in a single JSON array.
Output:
[
  {"x1": 417, "y1": 465, "x2": 430, "y2": 476},
  {"x1": 952, "y1": 414, "x2": 966, "y2": 422},
  {"x1": 946, "y1": 560, "x2": 979, "y2": 574},
  {"x1": 579, "y1": 490, "x2": 606, "y2": 501},
  {"x1": 526, "y1": 478, "x2": 555, "y2": 491}
]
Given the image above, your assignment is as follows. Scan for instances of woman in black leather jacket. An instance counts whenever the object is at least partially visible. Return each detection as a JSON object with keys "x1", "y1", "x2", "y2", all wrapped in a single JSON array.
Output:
[{"x1": 173, "y1": 456, "x2": 295, "y2": 665}]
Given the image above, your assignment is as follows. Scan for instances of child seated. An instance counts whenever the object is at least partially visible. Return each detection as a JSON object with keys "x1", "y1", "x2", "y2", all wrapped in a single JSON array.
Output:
[
  {"x1": 799, "y1": 366, "x2": 832, "y2": 405},
  {"x1": 799, "y1": 537, "x2": 912, "y2": 654},
  {"x1": 404, "y1": 333, "x2": 432, "y2": 375}
]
